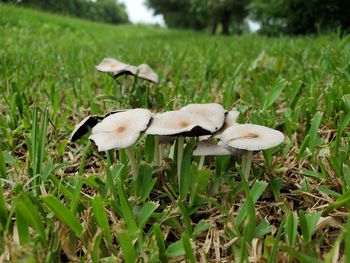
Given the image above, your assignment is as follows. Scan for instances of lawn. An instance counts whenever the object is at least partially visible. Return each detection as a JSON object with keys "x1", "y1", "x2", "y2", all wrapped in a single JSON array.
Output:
[{"x1": 1, "y1": 3, "x2": 350, "y2": 262}]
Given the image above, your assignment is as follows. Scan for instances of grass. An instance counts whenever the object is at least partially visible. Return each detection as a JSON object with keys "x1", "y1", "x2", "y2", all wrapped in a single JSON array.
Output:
[{"x1": 1, "y1": 3, "x2": 350, "y2": 262}]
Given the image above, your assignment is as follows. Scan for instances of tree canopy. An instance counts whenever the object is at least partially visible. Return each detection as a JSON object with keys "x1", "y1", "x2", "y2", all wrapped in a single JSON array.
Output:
[
  {"x1": 248, "y1": 0, "x2": 350, "y2": 35},
  {"x1": 146, "y1": 0, "x2": 350, "y2": 35},
  {"x1": 1, "y1": 0, "x2": 129, "y2": 24}
]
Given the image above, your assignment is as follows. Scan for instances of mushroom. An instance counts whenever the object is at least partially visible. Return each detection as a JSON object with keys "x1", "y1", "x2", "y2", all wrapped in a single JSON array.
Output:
[
  {"x1": 193, "y1": 140, "x2": 240, "y2": 169},
  {"x1": 136, "y1": 64, "x2": 159, "y2": 83},
  {"x1": 145, "y1": 110, "x2": 217, "y2": 186},
  {"x1": 96, "y1": 58, "x2": 158, "y2": 83},
  {"x1": 70, "y1": 115, "x2": 103, "y2": 142},
  {"x1": 95, "y1": 58, "x2": 133, "y2": 75},
  {"x1": 180, "y1": 103, "x2": 226, "y2": 131},
  {"x1": 89, "y1": 108, "x2": 152, "y2": 179},
  {"x1": 220, "y1": 124, "x2": 284, "y2": 179},
  {"x1": 70, "y1": 110, "x2": 124, "y2": 142},
  {"x1": 214, "y1": 108, "x2": 240, "y2": 138}
]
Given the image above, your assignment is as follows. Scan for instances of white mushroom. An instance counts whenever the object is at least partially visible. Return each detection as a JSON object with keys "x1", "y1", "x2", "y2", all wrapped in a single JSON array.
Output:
[
  {"x1": 193, "y1": 140, "x2": 234, "y2": 156},
  {"x1": 89, "y1": 108, "x2": 152, "y2": 178},
  {"x1": 95, "y1": 58, "x2": 130, "y2": 74},
  {"x1": 96, "y1": 58, "x2": 159, "y2": 83},
  {"x1": 70, "y1": 115, "x2": 102, "y2": 142},
  {"x1": 213, "y1": 108, "x2": 240, "y2": 138},
  {"x1": 137, "y1": 64, "x2": 159, "y2": 83},
  {"x1": 70, "y1": 110, "x2": 125, "y2": 142},
  {"x1": 193, "y1": 140, "x2": 240, "y2": 169},
  {"x1": 180, "y1": 103, "x2": 226, "y2": 131},
  {"x1": 146, "y1": 110, "x2": 217, "y2": 137},
  {"x1": 146, "y1": 110, "x2": 217, "y2": 187},
  {"x1": 220, "y1": 124, "x2": 284, "y2": 179}
]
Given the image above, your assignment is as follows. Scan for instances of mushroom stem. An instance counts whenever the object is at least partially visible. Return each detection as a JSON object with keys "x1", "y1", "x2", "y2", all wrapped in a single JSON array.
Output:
[
  {"x1": 126, "y1": 147, "x2": 138, "y2": 180},
  {"x1": 198, "y1": 155, "x2": 205, "y2": 170},
  {"x1": 177, "y1": 136, "x2": 185, "y2": 186},
  {"x1": 242, "y1": 150, "x2": 253, "y2": 179},
  {"x1": 154, "y1": 135, "x2": 160, "y2": 165}
]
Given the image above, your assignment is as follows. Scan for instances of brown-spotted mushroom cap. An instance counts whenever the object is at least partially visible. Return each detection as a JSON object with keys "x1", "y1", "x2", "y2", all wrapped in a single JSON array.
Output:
[
  {"x1": 180, "y1": 103, "x2": 226, "y2": 132},
  {"x1": 95, "y1": 58, "x2": 130, "y2": 73},
  {"x1": 70, "y1": 110, "x2": 125, "y2": 142},
  {"x1": 146, "y1": 110, "x2": 217, "y2": 137},
  {"x1": 89, "y1": 109, "x2": 152, "y2": 151},
  {"x1": 193, "y1": 140, "x2": 235, "y2": 156},
  {"x1": 220, "y1": 124, "x2": 285, "y2": 151},
  {"x1": 137, "y1": 64, "x2": 159, "y2": 83}
]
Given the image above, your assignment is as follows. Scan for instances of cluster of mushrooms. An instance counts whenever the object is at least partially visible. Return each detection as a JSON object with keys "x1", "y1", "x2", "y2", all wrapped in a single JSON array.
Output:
[{"x1": 71, "y1": 103, "x2": 285, "y2": 183}]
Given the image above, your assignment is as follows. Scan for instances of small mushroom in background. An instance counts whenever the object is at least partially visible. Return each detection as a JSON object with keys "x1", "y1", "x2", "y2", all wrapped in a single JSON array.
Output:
[
  {"x1": 137, "y1": 64, "x2": 159, "y2": 83},
  {"x1": 95, "y1": 58, "x2": 159, "y2": 100},
  {"x1": 220, "y1": 124, "x2": 284, "y2": 179},
  {"x1": 95, "y1": 58, "x2": 133, "y2": 75},
  {"x1": 145, "y1": 110, "x2": 217, "y2": 186},
  {"x1": 96, "y1": 58, "x2": 158, "y2": 83},
  {"x1": 193, "y1": 140, "x2": 241, "y2": 170},
  {"x1": 70, "y1": 110, "x2": 124, "y2": 142},
  {"x1": 89, "y1": 108, "x2": 152, "y2": 179}
]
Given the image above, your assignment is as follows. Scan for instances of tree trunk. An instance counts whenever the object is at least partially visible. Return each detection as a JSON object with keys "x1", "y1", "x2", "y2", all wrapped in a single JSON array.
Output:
[
  {"x1": 211, "y1": 19, "x2": 218, "y2": 35},
  {"x1": 221, "y1": 11, "x2": 231, "y2": 35}
]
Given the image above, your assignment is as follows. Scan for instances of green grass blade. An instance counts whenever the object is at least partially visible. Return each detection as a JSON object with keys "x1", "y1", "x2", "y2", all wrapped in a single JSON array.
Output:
[
  {"x1": 262, "y1": 82, "x2": 284, "y2": 111},
  {"x1": 36, "y1": 107, "x2": 48, "y2": 177},
  {"x1": 166, "y1": 240, "x2": 185, "y2": 257},
  {"x1": 117, "y1": 177, "x2": 138, "y2": 237},
  {"x1": 236, "y1": 180, "x2": 268, "y2": 227},
  {"x1": 285, "y1": 211, "x2": 298, "y2": 247},
  {"x1": 268, "y1": 217, "x2": 286, "y2": 263},
  {"x1": 136, "y1": 201, "x2": 158, "y2": 230},
  {"x1": 179, "y1": 142, "x2": 195, "y2": 200},
  {"x1": 31, "y1": 107, "x2": 38, "y2": 177},
  {"x1": 70, "y1": 177, "x2": 83, "y2": 215},
  {"x1": 117, "y1": 230, "x2": 137, "y2": 263},
  {"x1": 182, "y1": 232, "x2": 196, "y2": 263},
  {"x1": 153, "y1": 223, "x2": 167, "y2": 263},
  {"x1": 15, "y1": 209, "x2": 31, "y2": 245},
  {"x1": 15, "y1": 194, "x2": 47, "y2": 242},
  {"x1": 0, "y1": 150, "x2": 6, "y2": 178},
  {"x1": 282, "y1": 246, "x2": 323, "y2": 263},
  {"x1": 0, "y1": 184, "x2": 8, "y2": 229},
  {"x1": 92, "y1": 196, "x2": 112, "y2": 246},
  {"x1": 345, "y1": 214, "x2": 350, "y2": 262},
  {"x1": 41, "y1": 195, "x2": 83, "y2": 236},
  {"x1": 308, "y1": 111, "x2": 323, "y2": 152}
]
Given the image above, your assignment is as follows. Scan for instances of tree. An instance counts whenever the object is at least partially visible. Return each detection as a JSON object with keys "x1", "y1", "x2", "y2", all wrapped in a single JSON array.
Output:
[
  {"x1": 146, "y1": 0, "x2": 251, "y2": 35},
  {"x1": 248, "y1": 0, "x2": 350, "y2": 35},
  {"x1": 1, "y1": 0, "x2": 129, "y2": 25}
]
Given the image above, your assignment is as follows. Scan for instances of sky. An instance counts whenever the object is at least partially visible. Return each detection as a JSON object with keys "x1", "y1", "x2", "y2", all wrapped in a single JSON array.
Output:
[{"x1": 120, "y1": 0, "x2": 165, "y2": 25}]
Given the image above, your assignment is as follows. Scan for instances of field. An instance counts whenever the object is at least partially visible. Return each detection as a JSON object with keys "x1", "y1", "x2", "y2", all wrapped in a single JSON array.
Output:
[{"x1": 1, "y1": 3, "x2": 350, "y2": 262}]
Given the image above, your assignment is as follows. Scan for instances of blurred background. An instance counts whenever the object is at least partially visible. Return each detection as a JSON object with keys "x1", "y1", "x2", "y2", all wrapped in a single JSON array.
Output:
[{"x1": 1, "y1": 0, "x2": 349, "y2": 36}]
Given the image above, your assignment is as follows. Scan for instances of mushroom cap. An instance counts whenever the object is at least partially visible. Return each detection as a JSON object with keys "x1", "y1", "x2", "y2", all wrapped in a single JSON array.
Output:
[
  {"x1": 146, "y1": 110, "x2": 216, "y2": 137},
  {"x1": 89, "y1": 109, "x2": 152, "y2": 151},
  {"x1": 113, "y1": 65, "x2": 138, "y2": 78},
  {"x1": 193, "y1": 140, "x2": 234, "y2": 156},
  {"x1": 137, "y1": 64, "x2": 159, "y2": 83},
  {"x1": 180, "y1": 103, "x2": 226, "y2": 131},
  {"x1": 214, "y1": 109, "x2": 240, "y2": 138},
  {"x1": 95, "y1": 58, "x2": 130, "y2": 73},
  {"x1": 70, "y1": 115, "x2": 103, "y2": 142},
  {"x1": 220, "y1": 124, "x2": 285, "y2": 151}
]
